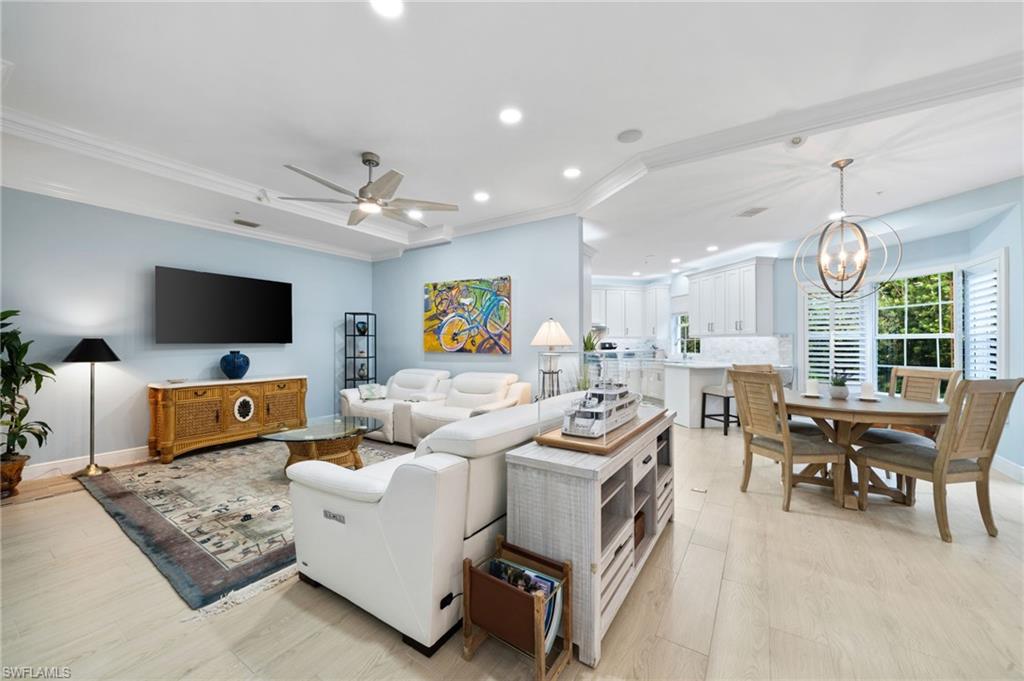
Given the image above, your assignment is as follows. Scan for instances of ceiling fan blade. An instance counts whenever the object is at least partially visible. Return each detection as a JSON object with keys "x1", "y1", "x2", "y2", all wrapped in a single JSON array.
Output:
[
  {"x1": 278, "y1": 197, "x2": 357, "y2": 204},
  {"x1": 388, "y1": 198, "x2": 459, "y2": 212},
  {"x1": 347, "y1": 209, "x2": 369, "y2": 226},
  {"x1": 366, "y1": 170, "x2": 404, "y2": 200},
  {"x1": 382, "y1": 208, "x2": 427, "y2": 229},
  {"x1": 283, "y1": 164, "x2": 358, "y2": 198}
]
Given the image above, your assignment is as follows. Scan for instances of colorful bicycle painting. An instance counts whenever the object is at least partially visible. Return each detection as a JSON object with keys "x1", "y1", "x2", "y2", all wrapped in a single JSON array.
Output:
[{"x1": 423, "y1": 276, "x2": 511, "y2": 354}]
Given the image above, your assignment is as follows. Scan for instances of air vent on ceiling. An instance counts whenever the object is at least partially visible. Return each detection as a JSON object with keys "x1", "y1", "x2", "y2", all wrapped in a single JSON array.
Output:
[
  {"x1": 233, "y1": 218, "x2": 260, "y2": 228},
  {"x1": 735, "y1": 207, "x2": 769, "y2": 218}
]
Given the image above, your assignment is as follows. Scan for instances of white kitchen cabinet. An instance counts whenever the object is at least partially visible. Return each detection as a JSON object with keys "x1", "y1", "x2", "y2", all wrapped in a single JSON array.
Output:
[
  {"x1": 690, "y1": 258, "x2": 774, "y2": 337},
  {"x1": 605, "y1": 289, "x2": 625, "y2": 336},
  {"x1": 624, "y1": 290, "x2": 643, "y2": 337},
  {"x1": 592, "y1": 284, "x2": 671, "y2": 339},
  {"x1": 592, "y1": 289, "x2": 607, "y2": 326}
]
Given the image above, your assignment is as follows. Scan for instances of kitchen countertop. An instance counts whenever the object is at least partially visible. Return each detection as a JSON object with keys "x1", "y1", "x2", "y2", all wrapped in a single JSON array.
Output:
[{"x1": 661, "y1": 360, "x2": 793, "y2": 370}]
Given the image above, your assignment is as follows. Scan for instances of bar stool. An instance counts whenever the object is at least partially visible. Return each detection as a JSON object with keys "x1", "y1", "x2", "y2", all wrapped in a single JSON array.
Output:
[{"x1": 701, "y1": 373, "x2": 739, "y2": 435}]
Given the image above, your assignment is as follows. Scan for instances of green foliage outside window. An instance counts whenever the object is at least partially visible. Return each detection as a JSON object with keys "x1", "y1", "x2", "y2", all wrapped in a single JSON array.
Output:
[
  {"x1": 677, "y1": 314, "x2": 700, "y2": 355},
  {"x1": 876, "y1": 271, "x2": 955, "y2": 393}
]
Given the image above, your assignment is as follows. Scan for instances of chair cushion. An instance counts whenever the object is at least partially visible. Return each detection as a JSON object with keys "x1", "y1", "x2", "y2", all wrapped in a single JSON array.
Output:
[
  {"x1": 787, "y1": 421, "x2": 825, "y2": 437},
  {"x1": 752, "y1": 433, "x2": 846, "y2": 456},
  {"x1": 857, "y1": 443, "x2": 981, "y2": 474},
  {"x1": 417, "y1": 391, "x2": 585, "y2": 459},
  {"x1": 348, "y1": 398, "x2": 397, "y2": 418},
  {"x1": 857, "y1": 428, "x2": 935, "y2": 447},
  {"x1": 386, "y1": 369, "x2": 450, "y2": 401},
  {"x1": 445, "y1": 372, "x2": 518, "y2": 408}
]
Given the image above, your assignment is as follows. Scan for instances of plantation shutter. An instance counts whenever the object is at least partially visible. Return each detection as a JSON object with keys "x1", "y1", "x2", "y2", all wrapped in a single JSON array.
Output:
[
  {"x1": 804, "y1": 291, "x2": 869, "y2": 384},
  {"x1": 962, "y1": 261, "x2": 1001, "y2": 379}
]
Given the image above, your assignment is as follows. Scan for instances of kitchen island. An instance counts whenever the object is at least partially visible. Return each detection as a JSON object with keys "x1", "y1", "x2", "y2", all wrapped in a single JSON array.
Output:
[{"x1": 664, "y1": 361, "x2": 793, "y2": 428}]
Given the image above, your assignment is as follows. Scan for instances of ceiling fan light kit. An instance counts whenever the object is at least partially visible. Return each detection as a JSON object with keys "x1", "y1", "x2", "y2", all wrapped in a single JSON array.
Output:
[
  {"x1": 278, "y1": 151, "x2": 458, "y2": 229},
  {"x1": 792, "y1": 158, "x2": 902, "y2": 301}
]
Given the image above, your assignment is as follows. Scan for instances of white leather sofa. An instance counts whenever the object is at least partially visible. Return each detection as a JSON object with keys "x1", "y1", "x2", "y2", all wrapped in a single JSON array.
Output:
[
  {"x1": 409, "y1": 372, "x2": 532, "y2": 444},
  {"x1": 340, "y1": 369, "x2": 450, "y2": 444},
  {"x1": 286, "y1": 391, "x2": 583, "y2": 654}
]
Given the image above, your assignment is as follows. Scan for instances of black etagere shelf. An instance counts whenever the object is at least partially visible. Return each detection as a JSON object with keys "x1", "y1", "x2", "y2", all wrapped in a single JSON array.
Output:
[{"x1": 344, "y1": 312, "x2": 377, "y2": 388}]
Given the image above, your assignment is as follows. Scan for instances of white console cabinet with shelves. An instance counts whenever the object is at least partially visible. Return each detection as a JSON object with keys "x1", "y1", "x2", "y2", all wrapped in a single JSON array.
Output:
[
  {"x1": 506, "y1": 408, "x2": 675, "y2": 667},
  {"x1": 592, "y1": 283, "x2": 670, "y2": 340},
  {"x1": 690, "y1": 257, "x2": 774, "y2": 336}
]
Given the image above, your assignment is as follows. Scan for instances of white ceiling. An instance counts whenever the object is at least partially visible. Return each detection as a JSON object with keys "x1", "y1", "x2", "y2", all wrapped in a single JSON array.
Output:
[
  {"x1": 1, "y1": 2, "x2": 1022, "y2": 262},
  {"x1": 583, "y1": 89, "x2": 1024, "y2": 276}
]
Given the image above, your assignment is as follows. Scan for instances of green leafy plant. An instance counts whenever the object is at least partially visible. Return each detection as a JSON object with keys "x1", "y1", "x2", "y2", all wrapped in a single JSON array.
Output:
[
  {"x1": 582, "y1": 331, "x2": 598, "y2": 352},
  {"x1": 1, "y1": 310, "x2": 55, "y2": 460},
  {"x1": 830, "y1": 371, "x2": 849, "y2": 387}
]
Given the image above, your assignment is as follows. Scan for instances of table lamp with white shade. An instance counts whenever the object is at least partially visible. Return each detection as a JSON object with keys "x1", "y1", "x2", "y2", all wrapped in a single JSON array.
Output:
[{"x1": 530, "y1": 318, "x2": 573, "y2": 399}]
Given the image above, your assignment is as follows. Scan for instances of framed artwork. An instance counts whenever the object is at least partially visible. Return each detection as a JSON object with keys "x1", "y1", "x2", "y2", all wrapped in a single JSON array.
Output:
[{"x1": 423, "y1": 276, "x2": 511, "y2": 354}]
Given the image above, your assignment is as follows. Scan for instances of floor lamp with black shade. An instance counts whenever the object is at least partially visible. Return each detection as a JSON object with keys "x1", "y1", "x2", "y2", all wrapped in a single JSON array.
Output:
[{"x1": 64, "y1": 338, "x2": 120, "y2": 478}]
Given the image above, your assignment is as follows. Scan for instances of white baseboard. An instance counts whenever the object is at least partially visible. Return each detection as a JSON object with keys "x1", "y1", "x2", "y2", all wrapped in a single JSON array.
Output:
[
  {"x1": 992, "y1": 455, "x2": 1024, "y2": 483},
  {"x1": 22, "y1": 446, "x2": 151, "y2": 481}
]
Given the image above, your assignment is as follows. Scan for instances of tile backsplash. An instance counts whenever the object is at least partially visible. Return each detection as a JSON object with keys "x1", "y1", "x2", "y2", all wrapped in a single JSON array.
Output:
[{"x1": 691, "y1": 335, "x2": 793, "y2": 366}]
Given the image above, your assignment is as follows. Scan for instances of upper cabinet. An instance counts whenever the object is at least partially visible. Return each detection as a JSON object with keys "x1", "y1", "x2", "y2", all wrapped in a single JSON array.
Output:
[
  {"x1": 690, "y1": 258, "x2": 774, "y2": 337},
  {"x1": 592, "y1": 283, "x2": 670, "y2": 340}
]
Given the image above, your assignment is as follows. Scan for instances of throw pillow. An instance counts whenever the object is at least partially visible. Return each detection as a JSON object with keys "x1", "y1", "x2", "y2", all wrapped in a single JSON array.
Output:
[{"x1": 358, "y1": 383, "x2": 387, "y2": 400}]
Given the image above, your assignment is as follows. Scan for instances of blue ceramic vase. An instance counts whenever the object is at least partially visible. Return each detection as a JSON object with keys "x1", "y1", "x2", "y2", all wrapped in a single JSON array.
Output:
[{"x1": 220, "y1": 351, "x2": 250, "y2": 379}]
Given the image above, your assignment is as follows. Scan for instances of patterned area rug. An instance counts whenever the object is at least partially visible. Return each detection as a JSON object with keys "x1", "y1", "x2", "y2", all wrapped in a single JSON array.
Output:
[{"x1": 80, "y1": 439, "x2": 405, "y2": 609}]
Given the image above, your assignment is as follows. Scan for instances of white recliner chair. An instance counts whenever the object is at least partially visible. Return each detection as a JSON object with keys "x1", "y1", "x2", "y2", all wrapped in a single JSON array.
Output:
[
  {"x1": 409, "y1": 372, "x2": 532, "y2": 444},
  {"x1": 340, "y1": 369, "x2": 450, "y2": 444},
  {"x1": 286, "y1": 391, "x2": 583, "y2": 654}
]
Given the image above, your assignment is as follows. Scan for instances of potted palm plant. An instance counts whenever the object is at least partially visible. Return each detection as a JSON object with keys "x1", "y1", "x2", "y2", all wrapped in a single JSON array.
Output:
[{"x1": 2, "y1": 310, "x2": 55, "y2": 498}]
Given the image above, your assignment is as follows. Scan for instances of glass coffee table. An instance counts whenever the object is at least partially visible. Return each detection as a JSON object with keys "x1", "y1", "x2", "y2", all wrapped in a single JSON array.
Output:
[{"x1": 262, "y1": 416, "x2": 384, "y2": 470}]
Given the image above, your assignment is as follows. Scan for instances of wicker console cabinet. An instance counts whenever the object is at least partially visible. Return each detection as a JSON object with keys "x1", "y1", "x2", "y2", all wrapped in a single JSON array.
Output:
[{"x1": 148, "y1": 376, "x2": 307, "y2": 463}]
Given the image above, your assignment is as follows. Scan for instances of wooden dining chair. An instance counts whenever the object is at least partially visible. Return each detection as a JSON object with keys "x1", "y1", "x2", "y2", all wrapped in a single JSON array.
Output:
[
  {"x1": 731, "y1": 364, "x2": 822, "y2": 438},
  {"x1": 859, "y1": 367, "x2": 962, "y2": 447},
  {"x1": 730, "y1": 369, "x2": 848, "y2": 511},
  {"x1": 852, "y1": 377, "x2": 1023, "y2": 542}
]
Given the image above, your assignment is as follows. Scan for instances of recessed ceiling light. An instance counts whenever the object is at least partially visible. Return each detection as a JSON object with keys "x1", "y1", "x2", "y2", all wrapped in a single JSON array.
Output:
[
  {"x1": 358, "y1": 201, "x2": 382, "y2": 214},
  {"x1": 499, "y1": 108, "x2": 523, "y2": 125},
  {"x1": 706, "y1": 245, "x2": 719, "y2": 252},
  {"x1": 632, "y1": 271, "x2": 641, "y2": 277},
  {"x1": 671, "y1": 268, "x2": 680, "y2": 274},
  {"x1": 670, "y1": 257, "x2": 681, "y2": 264},
  {"x1": 473, "y1": 191, "x2": 490, "y2": 203},
  {"x1": 562, "y1": 167, "x2": 581, "y2": 179},
  {"x1": 370, "y1": 0, "x2": 404, "y2": 19},
  {"x1": 407, "y1": 209, "x2": 424, "y2": 220},
  {"x1": 617, "y1": 129, "x2": 643, "y2": 144},
  {"x1": 828, "y1": 210, "x2": 846, "y2": 220}
]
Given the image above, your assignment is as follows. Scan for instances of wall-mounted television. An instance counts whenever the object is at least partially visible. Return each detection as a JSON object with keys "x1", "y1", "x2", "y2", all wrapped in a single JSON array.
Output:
[{"x1": 155, "y1": 266, "x2": 292, "y2": 343}]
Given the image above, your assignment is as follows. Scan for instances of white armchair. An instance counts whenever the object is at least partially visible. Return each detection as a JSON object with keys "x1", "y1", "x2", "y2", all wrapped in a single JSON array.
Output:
[
  {"x1": 340, "y1": 369, "x2": 450, "y2": 444},
  {"x1": 409, "y1": 372, "x2": 532, "y2": 444},
  {"x1": 286, "y1": 391, "x2": 584, "y2": 654}
]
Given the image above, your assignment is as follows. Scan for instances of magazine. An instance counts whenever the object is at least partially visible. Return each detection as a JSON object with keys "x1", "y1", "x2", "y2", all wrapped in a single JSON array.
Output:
[{"x1": 487, "y1": 558, "x2": 564, "y2": 654}]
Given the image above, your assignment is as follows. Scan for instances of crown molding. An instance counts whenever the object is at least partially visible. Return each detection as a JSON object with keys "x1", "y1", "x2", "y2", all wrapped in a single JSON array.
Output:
[
  {"x1": 3, "y1": 177, "x2": 374, "y2": 261},
  {"x1": 0, "y1": 108, "x2": 412, "y2": 247}
]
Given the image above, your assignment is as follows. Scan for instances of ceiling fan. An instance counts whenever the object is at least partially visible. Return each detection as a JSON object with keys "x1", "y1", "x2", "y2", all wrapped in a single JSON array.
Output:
[{"x1": 278, "y1": 152, "x2": 458, "y2": 228}]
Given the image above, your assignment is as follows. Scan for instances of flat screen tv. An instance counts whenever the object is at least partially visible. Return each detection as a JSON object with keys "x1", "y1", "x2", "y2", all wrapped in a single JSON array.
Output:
[{"x1": 155, "y1": 266, "x2": 292, "y2": 343}]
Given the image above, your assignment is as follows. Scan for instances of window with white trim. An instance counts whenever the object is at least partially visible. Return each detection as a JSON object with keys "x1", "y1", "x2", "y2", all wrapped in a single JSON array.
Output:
[
  {"x1": 804, "y1": 291, "x2": 870, "y2": 384},
  {"x1": 875, "y1": 272, "x2": 956, "y2": 393},
  {"x1": 962, "y1": 258, "x2": 1002, "y2": 379}
]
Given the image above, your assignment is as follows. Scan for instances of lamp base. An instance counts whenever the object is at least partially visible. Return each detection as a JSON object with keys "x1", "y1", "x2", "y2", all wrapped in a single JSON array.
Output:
[{"x1": 73, "y1": 463, "x2": 110, "y2": 478}]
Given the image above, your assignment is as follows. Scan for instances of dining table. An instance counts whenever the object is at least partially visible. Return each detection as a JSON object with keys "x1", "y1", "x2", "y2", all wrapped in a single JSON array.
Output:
[{"x1": 777, "y1": 389, "x2": 950, "y2": 510}]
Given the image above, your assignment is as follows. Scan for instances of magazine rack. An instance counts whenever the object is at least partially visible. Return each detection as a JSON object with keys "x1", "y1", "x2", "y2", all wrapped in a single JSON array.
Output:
[{"x1": 462, "y1": 535, "x2": 573, "y2": 681}]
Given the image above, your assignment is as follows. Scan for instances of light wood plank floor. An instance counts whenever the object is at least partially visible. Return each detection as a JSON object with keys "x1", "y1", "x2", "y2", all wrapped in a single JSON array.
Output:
[{"x1": 2, "y1": 426, "x2": 1022, "y2": 680}]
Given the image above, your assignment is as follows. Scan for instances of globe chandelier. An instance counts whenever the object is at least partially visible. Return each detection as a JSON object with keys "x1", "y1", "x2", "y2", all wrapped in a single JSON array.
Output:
[{"x1": 792, "y1": 158, "x2": 902, "y2": 301}]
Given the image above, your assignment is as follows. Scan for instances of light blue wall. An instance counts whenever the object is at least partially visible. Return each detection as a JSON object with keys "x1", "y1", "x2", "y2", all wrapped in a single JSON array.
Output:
[
  {"x1": 1, "y1": 188, "x2": 372, "y2": 467},
  {"x1": 774, "y1": 177, "x2": 1024, "y2": 466},
  {"x1": 372, "y1": 215, "x2": 582, "y2": 390}
]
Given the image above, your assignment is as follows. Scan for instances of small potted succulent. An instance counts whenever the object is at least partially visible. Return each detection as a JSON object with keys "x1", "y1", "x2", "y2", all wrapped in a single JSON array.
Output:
[
  {"x1": 2, "y1": 310, "x2": 55, "y2": 498},
  {"x1": 828, "y1": 371, "x2": 850, "y2": 400}
]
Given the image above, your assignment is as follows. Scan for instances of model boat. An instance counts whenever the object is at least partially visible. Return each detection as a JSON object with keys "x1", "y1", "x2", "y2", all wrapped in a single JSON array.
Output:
[{"x1": 562, "y1": 380, "x2": 640, "y2": 438}]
